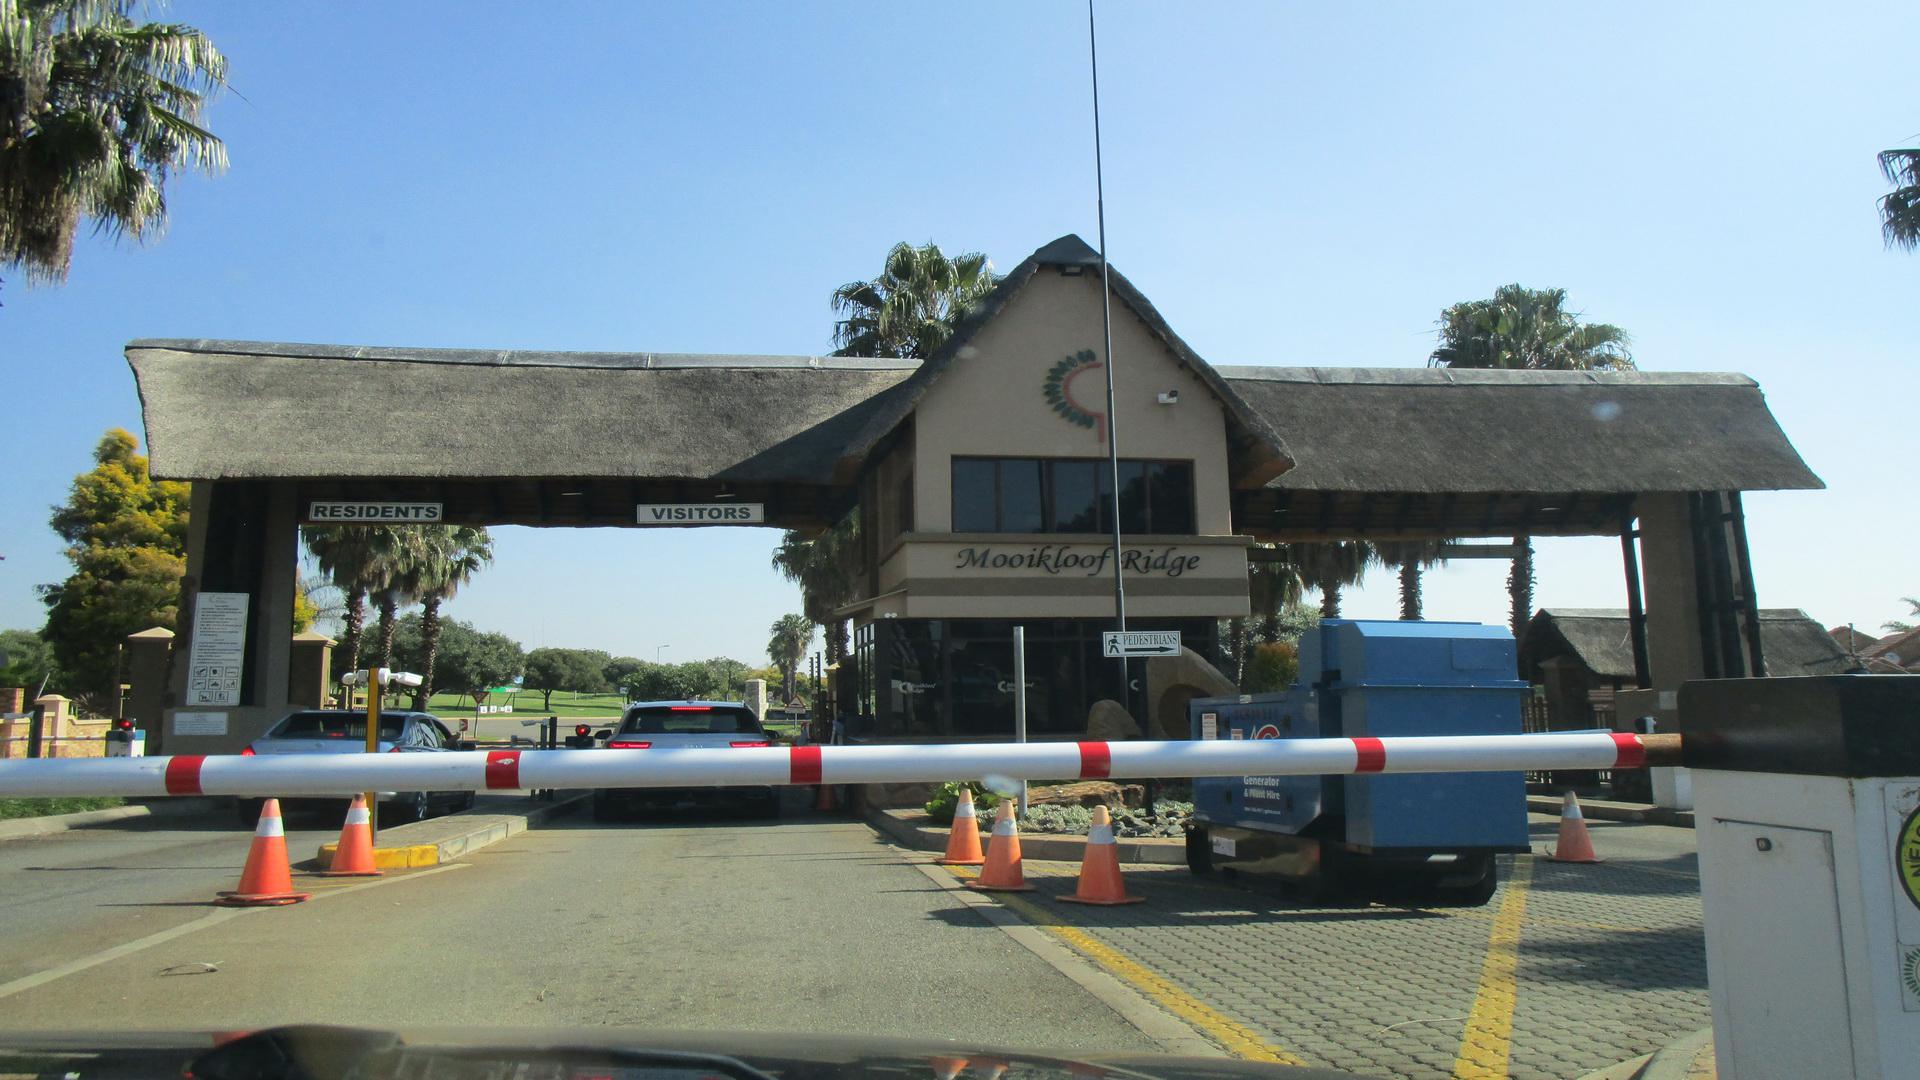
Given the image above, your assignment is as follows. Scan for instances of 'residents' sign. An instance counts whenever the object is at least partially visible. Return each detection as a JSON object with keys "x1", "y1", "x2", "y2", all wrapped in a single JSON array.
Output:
[
  {"x1": 307, "y1": 501, "x2": 442, "y2": 523},
  {"x1": 636, "y1": 503, "x2": 766, "y2": 525}
]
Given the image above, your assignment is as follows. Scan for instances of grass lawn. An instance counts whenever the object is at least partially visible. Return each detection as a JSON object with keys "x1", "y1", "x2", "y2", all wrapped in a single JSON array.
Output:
[{"x1": 0, "y1": 796, "x2": 125, "y2": 820}]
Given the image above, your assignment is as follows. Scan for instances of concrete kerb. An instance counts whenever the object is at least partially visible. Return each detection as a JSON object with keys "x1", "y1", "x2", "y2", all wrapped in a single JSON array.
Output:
[
  {"x1": 314, "y1": 792, "x2": 588, "y2": 870},
  {"x1": 865, "y1": 805, "x2": 1185, "y2": 865},
  {"x1": 0, "y1": 797, "x2": 217, "y2": 842},
  {"x1": 1526, "y1": 794, "x2": 1695, "y2": 829},
  {"x1": 1575, "y1": 1027, "x2": 1713, "y2": 1080}
]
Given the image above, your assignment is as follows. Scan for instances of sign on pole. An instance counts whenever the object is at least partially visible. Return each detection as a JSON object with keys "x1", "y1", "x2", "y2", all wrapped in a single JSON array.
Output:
[
  {"x1": 183, "y1": 592, "x2": 249, "y2": 706},
  {"x1": 635, "y1": 503, "x2": 766, "y2": 525},
  {"x1": 1101, "y1": 630, "x2": 1180, "y2": 658}
]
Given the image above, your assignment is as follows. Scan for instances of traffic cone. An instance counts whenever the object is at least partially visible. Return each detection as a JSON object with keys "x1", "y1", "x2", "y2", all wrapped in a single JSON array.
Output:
[
  {"x1": 1060, "y1": 805, "x2": 1144, "y2": 905},
  {"x1": 319, "y1": 794, "x2": 381, "y2": 877},
  {"x1": 936, "y1": 787, "x2": 986, "y2": 866},
  {"x1": 813, "y1": 782, "x2": 841, "y2": 812},
  {"x1": 216, "y1": 798, "x2": 311, "y2": 906},
  {"x1": 927, "y1": 1057, "x2": 969, "y2": 1080},
  {"x1": 1547, "y1": 791, "x2": 1601, "y2": 863},
  {"x1": 966, "y1": 801, "x2": 1034, "y2": 892}
]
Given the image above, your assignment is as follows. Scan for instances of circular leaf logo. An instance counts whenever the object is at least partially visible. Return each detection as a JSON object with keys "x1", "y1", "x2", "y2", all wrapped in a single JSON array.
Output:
[
  {"x1": 1043, "y1": 349, "x2": 1107, "y2": 443},
  {"x1": 1904, "y1": 947, "x2": 1920, "y2": 1002},
  {"x1": 1899, "y1": 807, "x2": 1920, "y2": 913}
]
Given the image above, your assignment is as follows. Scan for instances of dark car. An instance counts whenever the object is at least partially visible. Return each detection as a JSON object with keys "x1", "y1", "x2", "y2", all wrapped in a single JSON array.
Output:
[
  {"x1": 590, "y1": 701, "x2": 779, "y2": 821},
  {"x1": 237, "y1": 709, "x2": 476, "y2": 827}
]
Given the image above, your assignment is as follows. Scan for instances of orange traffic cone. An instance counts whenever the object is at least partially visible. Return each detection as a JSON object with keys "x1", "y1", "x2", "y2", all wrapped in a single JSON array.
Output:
[
  {"x1": 814, "y1": 782, "x2": 841, "y2": 812},
  {"x1": 1060, "y1": 805, "x2": 1144, "y2": 905},
  {"x1": 1547, "y1": 791, "x2": 1601, "y2": 863},
  {"x1": 320, "y1": 794, "x2": 381, "y2": 877},
  {"x1": 966, "y1": 801, "x2": 1034, "y2": 892},
  {"x1": 937, "y1": 787, "x2": 987, "y2": 866},
  {"x1": 216, "y1": 798, "x2": 311, "y2": 906},
  {"x1": 927, "y1": 1057, "x2": 969, "y2": 1080}
]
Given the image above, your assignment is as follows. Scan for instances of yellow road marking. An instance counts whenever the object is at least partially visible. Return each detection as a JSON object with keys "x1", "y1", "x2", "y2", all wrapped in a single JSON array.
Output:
[
  {"x1": 1451, "y1": 857, "x2": 1533, "y2": 1078},
  {"x1": 945, "y1": 866, "x2": 1304, "y2": 1066}
]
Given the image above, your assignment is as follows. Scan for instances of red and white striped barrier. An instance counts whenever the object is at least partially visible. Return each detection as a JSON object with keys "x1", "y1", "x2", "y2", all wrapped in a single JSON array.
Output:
[{"x1": 0, "y1": 732, "x2": 1673, "y2": 799}]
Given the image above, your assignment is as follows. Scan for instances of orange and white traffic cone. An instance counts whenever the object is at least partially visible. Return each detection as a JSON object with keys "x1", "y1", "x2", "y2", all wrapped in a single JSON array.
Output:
[
  {"x1": 216, "y1": 798, "x2": 311, "y2": 906},
  {"x1": 1060, "y1": 805, "x2": 1143, "y2": 905},
  {"x1": 320, "y1": 794, "x2": 381, "y2": 877},
  {"x1": 927, "y1": 1056, "x2": 969, "y2": 1080},
  {"x1": 966, "y1": 800, "x2": 1034, "y2": 892},
  {"x1": 814, "y1": 782, "x2": 841, "y2": 812},
  {"x1": 936, "y1": 787, "x2": 987, "y2": 866},
  {"x1": 1547, "y1": 791, "x2": 1601, "y2": 863}
]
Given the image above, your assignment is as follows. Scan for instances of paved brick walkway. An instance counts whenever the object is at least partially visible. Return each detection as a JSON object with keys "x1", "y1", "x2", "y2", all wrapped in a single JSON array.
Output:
[{"x1": 959, "y1": 848, "x2": 1708, "y2": 1079}]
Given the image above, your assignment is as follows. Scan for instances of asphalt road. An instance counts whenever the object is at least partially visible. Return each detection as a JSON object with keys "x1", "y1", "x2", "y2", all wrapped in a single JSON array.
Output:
[{"x1": 0, "y1": 799, "x2": 1163, "y2": 1055}]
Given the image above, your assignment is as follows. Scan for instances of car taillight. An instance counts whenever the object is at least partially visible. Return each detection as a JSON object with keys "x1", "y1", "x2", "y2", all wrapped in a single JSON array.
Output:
[
  {"x1": 668, "y1": 706, "x2": 712, "y2": 712},
  {"x1": 729, "y1": 740, "x2": 771, "y2": 748},
  {"x1": 240, "y1": 746, "x2": 255, "y2": 756},
  {"x1": 387, "y1": 745, "x2": 401, "y2": 753},
  {"x1": 607, "y1": 740, "x2": 651, "y2": 749}
]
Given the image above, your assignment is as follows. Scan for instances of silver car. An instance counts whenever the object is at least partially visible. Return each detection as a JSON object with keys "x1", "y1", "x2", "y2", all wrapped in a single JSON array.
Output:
[
  {"x1": 236, "y1": 709, "x2": 476, "y2": 827},
  {"x1": 590, "y1": 701, "x2": 778, "y2": 821}
]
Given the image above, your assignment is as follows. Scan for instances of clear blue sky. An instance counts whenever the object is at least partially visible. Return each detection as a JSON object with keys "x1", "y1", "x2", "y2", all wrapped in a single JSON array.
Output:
[{"x1": 3, "y1": 2, "x2": 1914, "y2": 667}]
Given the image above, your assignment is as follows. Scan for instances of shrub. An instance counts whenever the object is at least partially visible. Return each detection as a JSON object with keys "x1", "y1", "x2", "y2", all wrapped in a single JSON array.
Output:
[
  {"x1": 924, "y1": 781, "x2": 1003, "y2": 825},
  {"x1": 1244, "y1": 641, "x2": 1299, "y2": 692}
]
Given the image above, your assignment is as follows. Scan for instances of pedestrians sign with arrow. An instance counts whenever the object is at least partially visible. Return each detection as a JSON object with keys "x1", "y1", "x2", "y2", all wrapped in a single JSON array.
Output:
[{"x1": 1101, "y1": 631, "x2": 1181, "y2": 658}]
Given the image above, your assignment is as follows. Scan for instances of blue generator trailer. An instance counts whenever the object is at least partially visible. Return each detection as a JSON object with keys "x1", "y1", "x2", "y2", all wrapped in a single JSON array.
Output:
[{"x1": 1186, "y1": 619, "x2": 1530, "y2": 906}]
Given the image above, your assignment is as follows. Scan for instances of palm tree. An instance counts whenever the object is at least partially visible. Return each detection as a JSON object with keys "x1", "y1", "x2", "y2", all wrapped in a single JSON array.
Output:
[
  {"x1": 302, "y1": 525, "x2": 405, "y2": 679},
  {"x1": 1373, "y1": 540, "x2": 1448, "y2": 621},
  {"x1": 1429, "y1": 285, "x2": 1633, "y2": 371},
  {"x1": 771, "y1": 512, "x2": 860, "y2": 664},
  {"x1": 1881, "y1": 146, "x2": 1920, "y2": 251},
  {"x1": 2, "y1": 1, "x2": 229, "y2": 284},
  {"x1": 830, "y1": 241, "x2": 997, "y2": 359},
  {"x1": 766, "y1": 614, "x2": 812, "y2": 704},
  {"x1": 1289, "y1": 541, "x2": 1374, "y2": 620},
  {"x1": 408, "y1": 526, "x2": 494, "y2": 707},
  {"x1": 1883, "y1": 596, "x2": 1920, "y2": 633},
  {"x1": 1507, "y1": 536, "x2": 1535, "y2": 640}
]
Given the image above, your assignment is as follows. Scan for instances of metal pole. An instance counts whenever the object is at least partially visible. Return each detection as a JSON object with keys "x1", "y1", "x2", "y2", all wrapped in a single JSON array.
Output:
[
  {"x1": 25, "y1": 704, "x2": 43, "y2": 760},
  {"x1": 1013, "y1": 625, "x2": 1028, "y2": 814},
  {"x1": 363, "y1": 669, "x2": 381, "y2": 844},
  {"x1": 1088, "y1": 0, "x2": 1126, "y2": 639}
]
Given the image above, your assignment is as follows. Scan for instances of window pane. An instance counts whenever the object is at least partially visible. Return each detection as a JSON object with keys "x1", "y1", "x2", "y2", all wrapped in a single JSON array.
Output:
[
  {"x1": 952, "y1": 459, "x2": 997, "y2": 531},
  {"x1": 1102, "y1": 461, "x2": 1149, "y2": 534},
  {"x1": 1148, "y1": 462, "x2": 1195, "y2": 534},
  {"x1": 1000, "y1": 459, "x2": 1043, "y2": 533},
  {"x1": 1049, "y1": 460, "x2": 1100, "y2": 533}
]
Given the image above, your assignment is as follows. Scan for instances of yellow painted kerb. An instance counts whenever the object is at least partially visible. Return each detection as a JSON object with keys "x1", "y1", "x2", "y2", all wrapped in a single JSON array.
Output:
[{"x1": 316, "y1": 842, "x2": 440, "y2": 869}]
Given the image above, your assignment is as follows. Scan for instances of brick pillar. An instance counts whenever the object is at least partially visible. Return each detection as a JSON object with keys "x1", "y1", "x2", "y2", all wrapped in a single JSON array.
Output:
[
  {"x1": 0, "y1": 688, "x2": 22, "y2": 714},
  {"x1": 289, "y1": 632, "x2": 335, "y2": 708},
  {"x1": 33, "y1": 695, "x2": 70, "y2": 758},
  {"x1": 123, "y1": 627, "x2": 175, "y2": 748}
]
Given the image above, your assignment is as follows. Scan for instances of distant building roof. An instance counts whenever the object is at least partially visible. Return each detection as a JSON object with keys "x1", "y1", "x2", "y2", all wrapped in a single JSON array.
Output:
[{"x1": 1521, "y1": 608, "x2": 1859, "y2": 680}]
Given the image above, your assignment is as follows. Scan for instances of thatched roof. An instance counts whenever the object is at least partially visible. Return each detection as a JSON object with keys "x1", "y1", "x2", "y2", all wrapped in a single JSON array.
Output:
[
  {"x1": 127, "y1": 340, "x2": 916, "y2": 483},
  {"x1": 834, "y1": 235, "x2": 1296, "y2": 487},
  {"x1": 1218, "y1": 367, "x2": 1822, "y2": 495},
  {"x1": 1521, "y1": 608, "x2": 1858, "y2": 680}
]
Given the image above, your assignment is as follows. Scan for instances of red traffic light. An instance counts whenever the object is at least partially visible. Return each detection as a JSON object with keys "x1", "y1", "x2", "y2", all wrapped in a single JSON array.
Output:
[
  {"x1": 116, "y1": 719, "x2": 134, "y2": 730},
  {"x1": 574, "y1": 724, "x2": 590, "y2": 737}
]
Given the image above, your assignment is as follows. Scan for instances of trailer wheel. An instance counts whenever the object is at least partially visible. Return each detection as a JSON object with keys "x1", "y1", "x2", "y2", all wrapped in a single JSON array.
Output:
[{"x1": 1185, "y1": 827, "x2": 1213, "y2": 876}]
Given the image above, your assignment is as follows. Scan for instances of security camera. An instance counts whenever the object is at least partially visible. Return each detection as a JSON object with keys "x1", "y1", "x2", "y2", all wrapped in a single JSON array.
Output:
[{"x1": 1156, "y1": 390, "x2": 1179, "y2": 405}]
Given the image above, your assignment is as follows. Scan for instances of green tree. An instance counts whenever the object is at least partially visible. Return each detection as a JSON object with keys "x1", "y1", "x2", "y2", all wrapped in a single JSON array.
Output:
[
  {"x1": 0, "y1": 627, "x2": 55, "y2": 692},
  {"x1": 402, "y1": 525, "x2": 493, "y2": 707},
  {"x1": 302, "y1": 525, "x2": 412, "y2": 679},
  {"x1": 1288, "y1": 541, "x2": 1374, "y2": 620},
  {"x1": 1883, "y1": 596, "x2": 1920, "y2": 633},
  {"x1": 1243, "y1": 641, "x2": 1299, "y2": 693},
  {"x1": 1881, "y1": 145, "x2": 1920, "y2": 251},
  {"x1": 392, "y1": 614, "x2": 522, "y2": 706},
  {"x1": 38, "y1": 428, "x2": 187, "y2": 708},
  {"x1": 1, "y1": 1, "x2": 229, "y2": 285},
  {"x1": 766, "y1": 613, "x2": 812, "y2": 704},
  {"x1": 522, "y1": 647, "x2": 612, "y2": 710},
  {"x1": 1432, "y1": 286, "x2": 1633, "y2": 637},
  {"x1": 829, "y1": 240, "x2": 997, "y2": 360},
  {"x1": 770, "y1": 512, "x2": 860, "y2": 664},
  {"x1": 1429, "y1": 284, "x2": 1634, "y2": 371},
  {"x1": 603, "y1": 655, "x2": 645, "y2": 695},
  {"x1": 1374, "y1": 540, "x2": 1449, "y2": 621}
]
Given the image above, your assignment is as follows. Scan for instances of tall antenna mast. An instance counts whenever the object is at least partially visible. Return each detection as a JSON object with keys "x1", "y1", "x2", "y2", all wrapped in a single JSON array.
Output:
[{"x1": 1088, "y1": 0, "x2": 1126, "y2": 637}]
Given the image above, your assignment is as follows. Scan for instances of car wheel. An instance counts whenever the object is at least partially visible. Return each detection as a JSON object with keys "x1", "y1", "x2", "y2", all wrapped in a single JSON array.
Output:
[
  {"x1": 591, "y1": 795, "x2": 617, "y2": 823},
  {"x1": 753, "y1": 792, "x2": 781, "y2": 819},
  {"x1": 1185, "y1": 827, "x2": 1213, "y2": 876},
  {"x1": 459, "y1": 791, "x2": 476, "y2": 812},
  {"x1": 235, "y1": 799, "x2": 264, "y2": 829}
]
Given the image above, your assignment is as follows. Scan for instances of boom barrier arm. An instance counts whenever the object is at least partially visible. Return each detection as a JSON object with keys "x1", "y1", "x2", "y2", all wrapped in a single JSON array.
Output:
[{"x1": 0, "y1": 732, "x2": 1681, "y2": 799}]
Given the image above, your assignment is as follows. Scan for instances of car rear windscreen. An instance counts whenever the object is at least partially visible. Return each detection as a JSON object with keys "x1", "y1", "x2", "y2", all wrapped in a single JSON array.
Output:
[
  {"x1": 619, "y1": 706, "x2": 760, "y2": 734},
  {"x1": 271, "y1": 712, "x2": 405, "y2": 740}
]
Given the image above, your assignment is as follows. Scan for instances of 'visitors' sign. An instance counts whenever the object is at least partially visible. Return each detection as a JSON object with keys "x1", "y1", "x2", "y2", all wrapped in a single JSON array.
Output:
[
  {"x1": 636, "y1": 503, "x2": 766, "y2": 525},
  {"x1": 307, "y1": 501, "x2": 443, "y2": 522}
]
